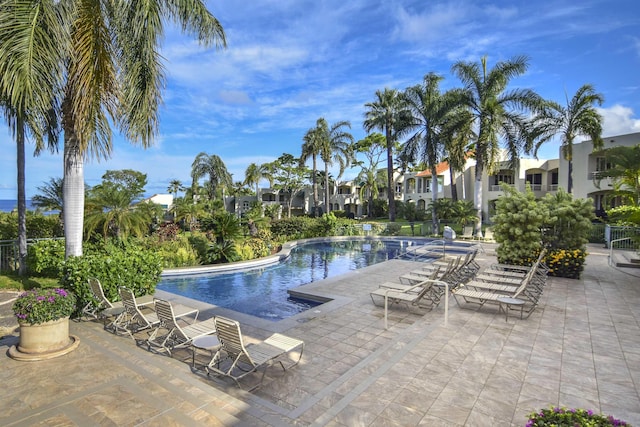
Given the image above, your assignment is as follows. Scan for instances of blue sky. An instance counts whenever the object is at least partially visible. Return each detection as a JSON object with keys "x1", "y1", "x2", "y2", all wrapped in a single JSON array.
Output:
[{"x1": 1, "y1": 0, "x2": 640, "y2": 199}]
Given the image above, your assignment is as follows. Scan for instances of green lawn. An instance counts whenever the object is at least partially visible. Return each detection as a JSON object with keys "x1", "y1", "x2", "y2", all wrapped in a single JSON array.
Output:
[{"x1": 0, "y1": 273, "x2": 59, "y2": 292}]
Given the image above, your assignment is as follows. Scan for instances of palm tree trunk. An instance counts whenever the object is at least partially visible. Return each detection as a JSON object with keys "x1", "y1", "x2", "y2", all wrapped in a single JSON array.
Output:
[
  {"x1": 474, "y1": 163, "x2": 484, "y2": 238},
  {"x1": 16, "y1": 118, "x2": 27, "y2": 276},
  {"x1": 386, "y1": 128, "x2": 396, "y2": 222},
  {"x1": 324, "y1": 163, "x2": 329, "y2": 214},
  {"x1": 449, "y1": 168, "x2": 458, "y2": 201},
  {"x1": 312, "y1": 155, "x2": 319, "y2": 216},
  {"x1": 567, "y1": 160, "x2": 573, "y2": 193},
  {"x1": 62, "y1": 121, "x2": 85, "y2": 257},
  {"x1": 431, "y1": 167, "x2": 438, "y2": 235}
]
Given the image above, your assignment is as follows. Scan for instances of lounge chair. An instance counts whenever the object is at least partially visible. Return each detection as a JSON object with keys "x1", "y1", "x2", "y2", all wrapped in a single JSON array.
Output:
[
  {"x1": 460, "y1": 225, "x2": 474, "y2": 240},
  {"x1": 81, "y1": 277, "x2": 153, "y2": 320},
  {"x1": 452, "y1": 264, "x2": 543, "y2": 317},
  {"x1": 371, "y1": 278, "x2": 448, "y2": 329},
  {"x1": 147, "y1": 299, "x2": 217, "y2": 355},
  {"x1": 114, "y1": 287, "x2": 198, "y2": 339},
  {"x1": 206, "y1": 316, "x2": 304, "y2": 390}
]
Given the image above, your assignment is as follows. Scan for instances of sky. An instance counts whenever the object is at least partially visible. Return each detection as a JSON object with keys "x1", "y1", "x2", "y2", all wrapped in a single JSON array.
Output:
[{"x1": 1, "y1": 0, "x2": 640, "y2": 200}]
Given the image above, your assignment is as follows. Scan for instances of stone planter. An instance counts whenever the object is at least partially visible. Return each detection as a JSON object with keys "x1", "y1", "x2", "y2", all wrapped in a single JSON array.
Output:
[{"x1": 8, "y1": 317, "x2": 80, "y2": 361}]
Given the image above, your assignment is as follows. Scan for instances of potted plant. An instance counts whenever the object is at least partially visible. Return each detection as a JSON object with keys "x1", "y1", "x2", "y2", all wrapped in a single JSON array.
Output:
[{"x1": 9, "y1": 288, "x2": 80, "y2": 361}]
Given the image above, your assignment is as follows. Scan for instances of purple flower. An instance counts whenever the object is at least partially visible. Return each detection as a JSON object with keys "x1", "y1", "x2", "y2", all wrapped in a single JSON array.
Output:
[
  {"x1": 55, "y1": 289, "x2": 67, "y2": 297},
  {"x1": 588, "y1": 410, "x2": 593, "y2": 416},
  {"x1": 36, "y1": 296, "x2": 46, "y2": 301}
]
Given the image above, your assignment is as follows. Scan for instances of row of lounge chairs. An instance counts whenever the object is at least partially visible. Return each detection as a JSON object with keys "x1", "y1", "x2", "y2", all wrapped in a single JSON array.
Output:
[
  {"x1": 82, "y1": 279, "x2": 304, "y2": 390},
  {"x1": 370, "y1": 247, "x2": 548, "y2": 325}
]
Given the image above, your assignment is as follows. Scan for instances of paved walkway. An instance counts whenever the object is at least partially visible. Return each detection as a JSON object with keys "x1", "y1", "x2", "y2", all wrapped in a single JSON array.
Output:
[{"x1": 1, "y1": 243, "x2": 639, "y2": 426}]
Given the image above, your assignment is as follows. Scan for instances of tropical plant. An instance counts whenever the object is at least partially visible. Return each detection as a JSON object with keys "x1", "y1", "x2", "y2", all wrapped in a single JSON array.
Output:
[
  {"x1": 442, "y1": 109, "x2": 475, "y2": 202},
  {"x1": 206, "y1": 240, "x2": 239, "y2": 264},
  {"x1": 32, "y1": 177, "x2": 64, "y2": 214},
  {"x1": 244, "y1": 163, "x2": 264, "y2": 196},
  {"x1": 13, "y1": 288, "x2": 76, "y2": 324},
  {"x1": 84, "y1": 170, "x2": 151, "y2": 239},
  {"x1": 167, "y1": 179, "x2": 185, "y2": 197},
  {"x1": 596, "y1": 144, "x2": 640, "y2": 207},
  {"x1": 492, "y1": 184, "x2": 547, "y2": 266},
  {"x1": 0, "y1": 2, "x2": 62, "y2": 275},
  {"x1": 300, "y1": 126, "x2": 323, "y2": 216},
  {"x1": 171, "y1": 197, "x2": 205, "y2": 231},
  {"x1": 400, "y1": 72, "x2": 464, "y2": 234},
  {"x1": 191, "y1": 152, "x2": 233, "y2": 202},
  {"x1": 531, "y1": 84, "x2": 604, "y2": 193},
  {"x1": 0, "y1": 0, "x2": 226, "y2": 259},
  {"x1": 315, "y1": 118, "x2": 355, "y2": 213},
  {"x1": 353, "y1": 133, "x2": 387, "y2": 217},
  {"x1": 526, "y1": 406, "x2": 629, "y2": 427},
  {"x1": 269, "y1": 153, "x2": 309, "y2": 218},
  {"x1": 452, "y1": 55, "x2": 543, "y2": 237},
  {"x1": 450, "y1": 200, "x2": 477, "y2": 226},
  {"x1": 364, "y1": 88, "x2": 408, "y2": 222}
]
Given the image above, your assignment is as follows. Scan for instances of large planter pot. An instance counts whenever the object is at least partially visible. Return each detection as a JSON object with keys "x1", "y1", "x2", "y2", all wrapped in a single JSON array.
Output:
[{"x1": 8, "y1": 317, "x2": 80, "y2": 361}]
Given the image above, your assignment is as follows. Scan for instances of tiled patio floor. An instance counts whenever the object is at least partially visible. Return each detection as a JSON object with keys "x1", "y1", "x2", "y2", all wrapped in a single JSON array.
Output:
[{"x1": 1, "y1": 243, "x2": 639, "y2": 426}]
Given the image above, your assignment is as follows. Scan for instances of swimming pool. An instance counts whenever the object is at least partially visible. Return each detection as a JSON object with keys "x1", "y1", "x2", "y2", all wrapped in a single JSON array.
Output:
[{"x1": 158, "y1": 238, "x2": 429, "y2": 321}]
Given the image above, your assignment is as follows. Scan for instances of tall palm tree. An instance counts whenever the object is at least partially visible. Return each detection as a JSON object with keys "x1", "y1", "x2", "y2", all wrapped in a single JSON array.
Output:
[
  {"x1": 300, "y1": 126, "x2": 323, "y2": 216},
  {"x1": 243, "y1": 163, "x2": 263, "y2": 196},
  {"x1": 400, "y1": 73, "x2": 463, "y2": 234},
  {"x1": 452, "y1": 55, "x2": 542, "y2": 237},
  {"x1": 597, "y1": 145, "x2": 640, "y2": 207},
  {"x1": 3, "y1": 0, "x2": 226, "y2": 258},
  {"x1": 191, "y1": 152, "x2": 233, "y2": 202},
  {"x1": 442, "y1": 110, "x2": 475, "y2": 202},
  {"x1": 0, "y1": 1, "x2": 64, "y2": 274},
  {"x1": 316, "y1": 118, "x2": 354, "y2": 214},
  {"x1": 363, "y1": 88, "x2": 408, "y2": 222},
  {"x1": 167, "y1": 179, "x2": 185, "y2": 197},
  {"x1": 531, "y1": 84, "x2": 604, "y2": 193}
]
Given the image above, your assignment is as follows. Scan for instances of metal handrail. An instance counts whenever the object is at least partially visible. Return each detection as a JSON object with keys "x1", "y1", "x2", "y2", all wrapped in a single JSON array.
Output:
[
  {"x1": 396, "y1": 239, "x2": 446, "y2": 261},
  {"x1": 609, "y1": 237, "x2": 636, "y2": 267}
]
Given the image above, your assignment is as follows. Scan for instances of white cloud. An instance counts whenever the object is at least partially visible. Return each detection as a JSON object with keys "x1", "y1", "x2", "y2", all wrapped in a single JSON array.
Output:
[{"x1": 599, "y1": 104, "x2": 640, "y2": 136}]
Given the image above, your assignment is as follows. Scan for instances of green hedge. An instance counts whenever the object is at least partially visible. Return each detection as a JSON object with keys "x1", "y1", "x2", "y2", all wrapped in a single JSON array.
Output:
[{"x1": 60, "y1": 240, "x2": 162, "y2": 312}]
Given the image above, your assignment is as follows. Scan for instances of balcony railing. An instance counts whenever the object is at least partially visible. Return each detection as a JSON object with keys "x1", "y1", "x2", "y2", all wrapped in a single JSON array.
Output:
[
  {"x1": 489, "y1": 184, "x2": 515, "y2": 192},
  {"x1": 547, "y1": 184, "x2": 558, "y2": 191}
]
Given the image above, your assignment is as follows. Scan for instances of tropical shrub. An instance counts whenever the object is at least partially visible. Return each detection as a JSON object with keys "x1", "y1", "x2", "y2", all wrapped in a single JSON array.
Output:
[
  {"x1": 493, "y1": 185, "x2": 547, "y2": 265},
  {"x1": 526, "y1": 406, "x2": 629, "y2": 426},
  {"x1": 13, "y1": 288, "x2": 76, "y2": 324},
  {"x1": 60, "y1": 240, "x2": 162, "y2": 310},
  {"x1": 26, "y1": 239, "x2": 65, "y2": 277},
  {"x1": 606, "y1": 205, "x2": 640, "y2": 226},
  {"x1": 384, "y1": 223, "x2": 402, "y2": 235},
  {"x1": 152, "y1": 235, "x2": 200, "y2": 268},
  {"x1": 540, "y1": 189, "x2": 594, "y2": 278},
  {"x1": 187, "y1": 232, "x2": 211, "y2": 263},
  {"x1": 544, "y1": 248, "x2": 588, "y2": 279},
  {"x1": 205, "y1": 240, "x2": 240, "y2": 264}
]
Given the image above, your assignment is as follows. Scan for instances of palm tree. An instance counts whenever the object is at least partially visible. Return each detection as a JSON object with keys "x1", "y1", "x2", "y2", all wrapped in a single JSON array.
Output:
[
  {"x1": 597, "y1": 145, "x2": 640, "y2": 207},
  {"x1": 363, "y1": 88, "x2": 408, "y2": 222},
  {"x1": 400, "y1": 73, "x2": 463, "y2": 234},
  {"x1": 167, "y1": 179, "x2": 185, "y2": 197},
  {"x1": 0, "y1": 3, "x2": 64, "y2": 274},
  {"x1": 452, "y1": 55, "x2": 542, "y2": 237},
  {"x1": 32, "y1": 177, "x2": 65, "y2": 213},
  {"x1": 84, "y1": 185, "x2": 152, "y2": 240},
  {"x1": 243, "y1": 163, "x2": 263, "y2": 196},
  {"x1": 316, "y1": 118, "x2": 354, "y2": 213},
  {"x1": 300, "y1": 127, "x2": 323, "y2": 216},
  {"x1": 191, "y1": 152, "x2": 233, "y2": 202},
  {"x1": 531, "y1": 84, "x2": 604, "y2": 193},
  {"x1": 2, "y1": 0, "x2": 226, "y2": 258},
  {"x1": 442, "y1": 110, "x2": 475, "y2": 202}
]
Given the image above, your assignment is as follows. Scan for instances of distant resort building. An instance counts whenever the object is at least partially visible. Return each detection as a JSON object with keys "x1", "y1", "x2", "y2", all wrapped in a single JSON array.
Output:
[{"x1": 152, "y1": 132, "x2": 640, "y2": 222}]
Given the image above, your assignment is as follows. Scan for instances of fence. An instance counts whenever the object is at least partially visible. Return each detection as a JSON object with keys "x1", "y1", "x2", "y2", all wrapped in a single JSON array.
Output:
[
  {"x1": 0, "y1": 238, "x2": 64, "y2": 273},
  {"x1": 604, "y1": 225, "x2": 640, "y2": 249}
]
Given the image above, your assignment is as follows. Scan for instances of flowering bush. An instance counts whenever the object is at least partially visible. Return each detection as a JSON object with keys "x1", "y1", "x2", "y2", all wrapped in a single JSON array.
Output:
[
  {"x1": 12, "y1": 288, "x2": 76, "y2": 324},
  {"x1": 544, "y1": 248, "x2": 587, "y2": 279},
  {"x1": 527, "y1": 406, "x2": 629, "y2": 426}
]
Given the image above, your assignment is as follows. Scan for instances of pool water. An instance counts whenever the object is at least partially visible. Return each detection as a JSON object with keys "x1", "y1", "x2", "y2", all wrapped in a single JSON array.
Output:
[{"x1": 158, "y1": 239, "x2": 425, "y2": 321}]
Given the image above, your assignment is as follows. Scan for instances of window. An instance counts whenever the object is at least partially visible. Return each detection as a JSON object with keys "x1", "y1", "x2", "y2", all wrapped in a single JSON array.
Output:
[{"x1": 596, "y1": 157, "x2": 612, "y2": 172}]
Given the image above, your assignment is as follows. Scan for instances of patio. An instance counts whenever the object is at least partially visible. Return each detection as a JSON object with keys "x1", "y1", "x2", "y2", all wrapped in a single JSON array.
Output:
[{"x1": 0, "y1": 243, "x2": 639, "y2": 426}]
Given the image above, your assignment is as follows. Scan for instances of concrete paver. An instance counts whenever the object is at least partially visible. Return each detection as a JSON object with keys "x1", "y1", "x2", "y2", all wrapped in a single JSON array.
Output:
[{"x1": 1, "y1": 243, "x2": 639, "y2": 426}]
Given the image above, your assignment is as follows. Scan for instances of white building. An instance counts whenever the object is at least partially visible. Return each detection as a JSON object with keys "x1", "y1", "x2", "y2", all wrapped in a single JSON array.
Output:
[{"x1": 220, "y1": 132, "x2": 640, "y2": 221}]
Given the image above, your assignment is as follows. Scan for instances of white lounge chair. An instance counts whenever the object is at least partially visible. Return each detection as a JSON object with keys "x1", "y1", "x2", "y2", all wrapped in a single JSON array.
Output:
[
  {"x1": 206, "y1": 316, "x2": 304, "y2": 390},
  {"x1": 147, "y1": 299, "x2": 217, "y2": 355},
  {"x1": 114, "y1": 287, "x2": 198, "y2": 339}
]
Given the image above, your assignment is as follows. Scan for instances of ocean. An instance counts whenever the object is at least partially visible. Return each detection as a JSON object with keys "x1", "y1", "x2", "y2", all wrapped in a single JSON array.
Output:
[{"x1": 0, "y1": 199, "x2": 37, "y2": 213}]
